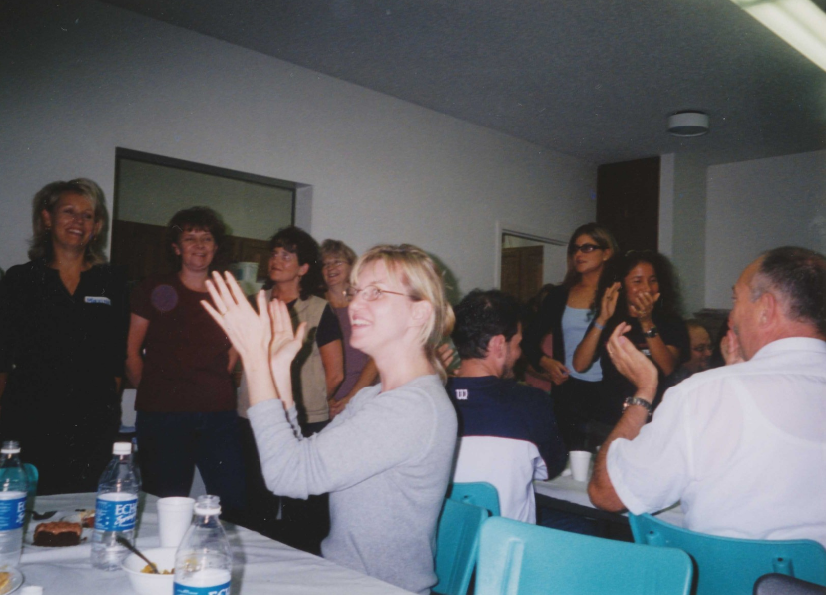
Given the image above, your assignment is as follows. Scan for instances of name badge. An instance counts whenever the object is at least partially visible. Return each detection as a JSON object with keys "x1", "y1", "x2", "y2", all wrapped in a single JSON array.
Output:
[{"x1": 85, "y1": 296, "x2": 111, "y2": 305}]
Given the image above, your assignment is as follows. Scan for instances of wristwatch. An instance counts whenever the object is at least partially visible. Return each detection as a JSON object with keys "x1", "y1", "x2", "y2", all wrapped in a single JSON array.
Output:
[
  {"x1": 623, "y1": 396, "x2": 653, "y2": 416},
  {"x1": 644, "y1": 326, "x2": 659, "y2": 338}
]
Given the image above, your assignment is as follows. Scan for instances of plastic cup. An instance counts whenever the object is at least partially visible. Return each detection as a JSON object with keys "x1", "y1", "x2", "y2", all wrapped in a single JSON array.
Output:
[
  {"x1": 157, "y1": 497, "x2": 194, "y2": 548},
  {"x1": 569, "y1": 450, "x2": 593, "y2": 482}
]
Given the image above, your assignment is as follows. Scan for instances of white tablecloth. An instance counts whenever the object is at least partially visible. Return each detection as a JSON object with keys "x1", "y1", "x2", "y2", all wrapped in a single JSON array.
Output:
[
  {"x1": 534, "y1": 472, "x2": 685, "y2": 527},
  {"x1": 19, "y1": 493, "x2": 409, "y2": 594}
]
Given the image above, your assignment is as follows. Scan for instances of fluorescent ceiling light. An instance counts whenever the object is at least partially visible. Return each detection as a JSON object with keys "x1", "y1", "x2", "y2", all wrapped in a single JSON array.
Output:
[{"x1": 730, "y1": 0, "x2": 826, "y2": 72}]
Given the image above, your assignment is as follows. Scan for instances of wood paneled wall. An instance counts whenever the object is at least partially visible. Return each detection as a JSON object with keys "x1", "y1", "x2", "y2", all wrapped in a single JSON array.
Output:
[{"x1": 597, "y1": 156, "x2": 660, "y2": 254}]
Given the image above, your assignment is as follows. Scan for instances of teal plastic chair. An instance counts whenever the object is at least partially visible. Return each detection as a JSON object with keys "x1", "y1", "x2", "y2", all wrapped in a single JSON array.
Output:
[
  {"x1": 630, "y1": 513, "x2": 826, "y2": 595},
  {"x1": 754, "y1": 573, "x2": 826, "y2": 595},
  {"x1": 448, "y1": 482, "x2": 501, "y2": 517},
  {"x1": 433, "y1": 498, "x2": 490, "y2": 595},
  {"x1": 476, "y1": 516, "x2": 693, "y2": 595}
]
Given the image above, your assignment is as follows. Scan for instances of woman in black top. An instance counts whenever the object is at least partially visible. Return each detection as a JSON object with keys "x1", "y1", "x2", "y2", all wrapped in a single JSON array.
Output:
[
  {"x1": 522, "y1": 223, "x2": 618, "y2": 450},
  {"x1": 0, "y1": 179, "x2": 128, "y2": 494},
  {"x1": 573, "y1": 250, "x2": 688, "y2": 432}
]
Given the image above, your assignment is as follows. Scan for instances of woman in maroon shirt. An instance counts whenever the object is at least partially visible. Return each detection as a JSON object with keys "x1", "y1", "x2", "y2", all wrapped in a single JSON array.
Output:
[{"x1": 125, "y1": 207, "x2": 244, "y2": 518}]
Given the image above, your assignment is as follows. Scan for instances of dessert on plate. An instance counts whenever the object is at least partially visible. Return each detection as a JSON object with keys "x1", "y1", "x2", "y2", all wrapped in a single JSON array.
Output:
[{"x1": 33, "y1": 521, "x2": 82, "y2": 547}]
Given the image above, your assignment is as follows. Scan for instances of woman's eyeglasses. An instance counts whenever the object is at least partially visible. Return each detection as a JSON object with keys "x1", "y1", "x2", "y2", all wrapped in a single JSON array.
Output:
[
  {"x1": 345, "y1": 285, "x2": 410, "y2": 302},
  {"x1": 270, "y1": 250, "x2": 296, "y2": 262},
  {"x1": 569, "y1": 243, "x2": 603, "y2": 255},
  {"x1": 322, "y1": 259, "x2": 346, "y2": 270}
]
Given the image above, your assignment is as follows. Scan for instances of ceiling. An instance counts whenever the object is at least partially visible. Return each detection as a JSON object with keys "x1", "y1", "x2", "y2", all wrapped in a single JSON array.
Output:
[{"x1": 101, "y1": 0, "x2": 826, "y2": 165}]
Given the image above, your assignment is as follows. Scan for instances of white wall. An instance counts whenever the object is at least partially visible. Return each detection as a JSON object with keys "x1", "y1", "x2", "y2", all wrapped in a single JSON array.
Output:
[
  {"x1": 705, "y1": 149, "x2": 826, "y2": 308},
  {"x1": 0, "y1": 0, "x2": 596, "y2": 295}
]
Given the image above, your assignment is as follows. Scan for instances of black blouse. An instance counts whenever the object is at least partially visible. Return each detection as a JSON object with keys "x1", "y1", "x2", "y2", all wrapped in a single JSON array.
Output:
[
  {"x1": 595, "y1": 311, "x2": 690, "y2": 424},
  {"x1": 0, "y1": 260, "x2": 129, "y2": 413}
]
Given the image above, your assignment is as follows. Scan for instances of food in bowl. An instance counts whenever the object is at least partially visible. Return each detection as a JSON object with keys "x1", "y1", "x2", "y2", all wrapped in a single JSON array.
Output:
[
  {"x1": 33, "y1": 521, "x2": 82, "y2": 546},
  {"x1": 123, "y1": 547, "x2": 177, "y2": 595},
  {"x1": 141, "y1": 564, "x2": 174, "y2": 574}
]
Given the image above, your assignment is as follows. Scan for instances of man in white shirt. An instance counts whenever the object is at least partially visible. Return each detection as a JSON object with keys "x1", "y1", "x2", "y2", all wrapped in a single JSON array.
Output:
[{"x1": 588, "y1": 247, "x2": 826, "y2": 547}]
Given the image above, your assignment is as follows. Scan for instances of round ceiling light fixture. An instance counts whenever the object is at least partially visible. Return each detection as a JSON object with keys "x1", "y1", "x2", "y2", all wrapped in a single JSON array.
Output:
[{"x1": 667, "y1": 111, "x2": 709, "y2": 137}]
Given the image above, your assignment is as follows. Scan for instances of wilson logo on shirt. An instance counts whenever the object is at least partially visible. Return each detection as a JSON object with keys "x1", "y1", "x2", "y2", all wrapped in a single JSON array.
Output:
[
  {"x1": 456, "y1": 389, "x2": 469, "y2": 400},
  {"x1": 85, "y1": 296, "x2": 111, "y2": 305}
]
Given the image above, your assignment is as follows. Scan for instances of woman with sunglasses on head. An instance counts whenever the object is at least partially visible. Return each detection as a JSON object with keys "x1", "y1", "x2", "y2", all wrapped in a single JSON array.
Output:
[
  {"x1": 0, "y1": 179, "x2": 128, "y2": 494},
  {"x1": 572, "y1": 249, "x2": 688, "y2": 434},
  {"x1": 204, "y1": 244, "x2": 457, "y2": 595},
  {"x1": 522, "y1": 223, "x2": 618, "y2": 450},
  {"x1": 320, "y1": 239, "x2": 378, "y2": 419}
]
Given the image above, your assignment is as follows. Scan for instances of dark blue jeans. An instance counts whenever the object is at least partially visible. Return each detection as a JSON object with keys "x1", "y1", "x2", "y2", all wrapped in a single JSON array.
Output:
[{"x1": 136, "y1": 411, "x2": 246, "y2": 516}]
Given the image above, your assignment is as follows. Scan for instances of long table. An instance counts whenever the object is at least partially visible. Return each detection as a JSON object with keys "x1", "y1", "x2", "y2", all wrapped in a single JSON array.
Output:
[
  {"x1": 19, "y1": 493, "x2": 410, "y2": 595},
  {"x1": 534, "y1": 472, "x2": 685, "y2": 529}
]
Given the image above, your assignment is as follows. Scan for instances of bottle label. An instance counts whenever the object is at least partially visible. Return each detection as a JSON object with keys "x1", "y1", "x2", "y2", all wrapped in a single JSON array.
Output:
[
  {"x1": 174, "y1": 580, "x2": 231, "y2": 595},
  {"x1": 95, "y1": 492, "x2": 138, "y2": 531},
  {"x1": 0, "y1": 492, "x2": 26, "y2": 530}
]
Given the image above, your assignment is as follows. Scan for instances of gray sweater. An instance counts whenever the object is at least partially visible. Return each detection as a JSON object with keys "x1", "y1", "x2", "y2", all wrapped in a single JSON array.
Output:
[{"x1": 249, "y1": 374, "x2": 458, "y2": 594}]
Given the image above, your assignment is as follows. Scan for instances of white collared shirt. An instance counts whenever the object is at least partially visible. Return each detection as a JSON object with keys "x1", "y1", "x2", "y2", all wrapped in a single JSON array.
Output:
[{"x1": 607, "y1": 337, "x2": 826, "y2": 547}]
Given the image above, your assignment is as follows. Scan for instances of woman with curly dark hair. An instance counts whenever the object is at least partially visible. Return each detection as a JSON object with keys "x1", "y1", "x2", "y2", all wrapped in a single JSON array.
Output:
[
  {"x1": 0, "y1": 179, "x2": 128, "y2": 494},
  {"x1": 573, "y1": 249, "x2": 689, "y2": 432},
  {"x1": 125, "y1": 206, "x2": 245, "y2": 517},
  {"x1": 238, "y1": 226, "x2": 344, "y2": 436}
]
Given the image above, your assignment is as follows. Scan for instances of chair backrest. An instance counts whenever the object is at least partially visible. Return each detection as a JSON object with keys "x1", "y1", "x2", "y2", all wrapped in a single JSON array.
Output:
[
  {"x1": 754, "y1": 574, "x2": 826, "y2": 595},
  {"x1": 448, "y1": 482, "x2": 501, "y2": 517},
  {"x1": 476, "y1": 516, "x2": 693, "y2": 595},
  {"x1": 433, "y1": 498, "x2": 490, "y2": 595},
  {"x1": 630, "y1": 513, "x2": 826, "y2": 595}
]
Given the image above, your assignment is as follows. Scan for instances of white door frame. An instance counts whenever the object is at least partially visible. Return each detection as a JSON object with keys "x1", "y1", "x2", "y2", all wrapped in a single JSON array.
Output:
[{"x1": 494, "y1": 220, "x2": 566, "y2": 289}]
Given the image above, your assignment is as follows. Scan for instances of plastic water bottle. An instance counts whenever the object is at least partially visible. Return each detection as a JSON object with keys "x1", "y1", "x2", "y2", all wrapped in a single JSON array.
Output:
[
  {"x1": 174, "y1": 495, "x2": 232, "y2": 595},
  {"x1": 0, "y1": 441, "x2": 28, "y2": 567},
  {"x1": 91, "y1": 441, "x2": 140, "y2": 571}
]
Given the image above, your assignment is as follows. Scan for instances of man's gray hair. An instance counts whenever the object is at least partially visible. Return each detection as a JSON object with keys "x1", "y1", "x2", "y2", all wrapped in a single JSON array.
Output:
[{"x1": 750, "y1": 246, "x2": 826, "y2": 337}]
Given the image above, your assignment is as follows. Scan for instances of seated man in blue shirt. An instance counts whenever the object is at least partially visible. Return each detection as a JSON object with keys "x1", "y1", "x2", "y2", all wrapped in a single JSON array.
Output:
[{"x1": 447, "y1": 289, "x2": 567, "y2": 523}]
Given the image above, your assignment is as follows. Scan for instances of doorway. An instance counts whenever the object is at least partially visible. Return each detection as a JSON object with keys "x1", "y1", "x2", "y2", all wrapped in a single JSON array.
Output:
[{"x1": 500, "y1": 232, "x2": 568, "y2": 304}]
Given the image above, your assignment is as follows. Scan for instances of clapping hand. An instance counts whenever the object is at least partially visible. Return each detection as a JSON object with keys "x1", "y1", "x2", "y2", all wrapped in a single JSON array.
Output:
[
  {"x1": 600, "y1": 282, "x2": 621, "y2": 322},
  {"x1": 628, "y1": 290, "x2": 660, "y2": 322},
  {"x1": 202, "y1": 272, "x2": 306, "y2": 408},
  {"x1": 202, "y1": 271, "x2": 272, "y2": 368},
  {"x1": 267, "y1": 298, "x2": 307, "y2": 391},
  {"x1": 606, "y1": 322, "x2": 658, "y2": 399},
  {"x1": 721, "y1": 328, "x2": 745, "y2": 366}
]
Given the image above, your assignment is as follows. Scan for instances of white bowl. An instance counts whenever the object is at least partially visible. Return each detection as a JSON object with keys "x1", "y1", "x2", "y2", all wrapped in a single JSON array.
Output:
[{"x1": 122, "y1": 546, "x2": 176, "y2": 595}]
